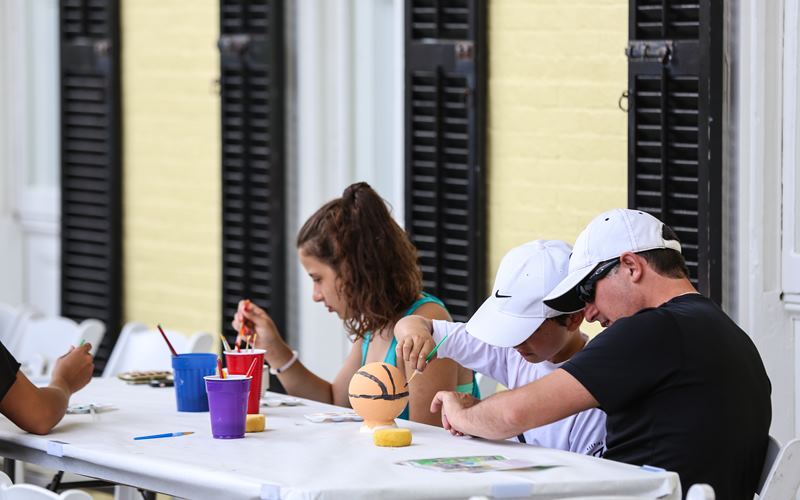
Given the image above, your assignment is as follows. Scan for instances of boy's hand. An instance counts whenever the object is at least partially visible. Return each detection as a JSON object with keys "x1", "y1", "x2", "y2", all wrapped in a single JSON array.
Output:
[{"x1": 394, "y1": 316, "x2": 437, "y2": 372}]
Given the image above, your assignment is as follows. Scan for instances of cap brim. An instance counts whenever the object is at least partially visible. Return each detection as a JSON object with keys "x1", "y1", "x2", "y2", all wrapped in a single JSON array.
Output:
[
  {"x1": 543, "y1": 265, "x2": 595, "y2": 313},
  {"x1": 465, "y1": 298, "x2": 546, "y2": 348}
]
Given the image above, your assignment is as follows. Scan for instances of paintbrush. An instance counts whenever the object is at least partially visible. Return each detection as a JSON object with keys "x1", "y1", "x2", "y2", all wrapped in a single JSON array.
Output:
[
  {"x1": 157, "y1": 324, "x2": 179, "y2": 357},
  {"x1": 218, "y1": 333, "x2": 232, "y2": 352},
  {"x1": 405, "y1": 334, "x2": 449, "y2": 386}
]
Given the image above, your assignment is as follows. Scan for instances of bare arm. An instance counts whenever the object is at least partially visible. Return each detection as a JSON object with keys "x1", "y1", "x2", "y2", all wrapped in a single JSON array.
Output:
[
  {"x1": 233, "y1": 299, "x2": 361, "y2": 405},
  {"x1": 393, "y1": 313, "x2": 460, "y2": 425},
  {"x1": 0, "y1": 344, "x2": 93, "y2": 435},
  {"x1": 405, "y1": 357, "x2": 458, "y2": 426},
  {"x1": 431, "y1": 368, "x2": 598, "y2": 439},
  {"x1": 395, "y1": 302, "x2": 460, "y2": 427},
  {"x1": 330, "y1": 340, "x2": 365, "y2": 407},
  {"x1": 266, "y1": 340, "x2": 362, "y2": 406}
]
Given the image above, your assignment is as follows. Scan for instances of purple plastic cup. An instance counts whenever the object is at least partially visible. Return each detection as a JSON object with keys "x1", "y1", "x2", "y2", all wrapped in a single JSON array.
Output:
[{"x1": 204, "y1": 375, "x2": 251, "y2": 439}]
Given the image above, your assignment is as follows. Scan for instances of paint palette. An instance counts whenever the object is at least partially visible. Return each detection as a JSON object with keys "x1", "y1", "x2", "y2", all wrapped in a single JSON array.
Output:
[
  {"x1": 260, "y1": 396, "x2": 302, "y2": 407},
  {"x1": 117, "y1": 370, "x2": 172, "y2": 384},
  {"x1": 304, "y1": 411, "x2": 363, "y2": 423},
  {"x1": 67, "y1": 403, "x2": 116, "y2": 414}
]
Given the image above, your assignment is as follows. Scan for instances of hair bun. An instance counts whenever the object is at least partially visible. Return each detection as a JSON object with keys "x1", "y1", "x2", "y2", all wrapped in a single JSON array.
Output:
[{"x1": 342, "y1": 182, "x2": 371, "y2": 206}]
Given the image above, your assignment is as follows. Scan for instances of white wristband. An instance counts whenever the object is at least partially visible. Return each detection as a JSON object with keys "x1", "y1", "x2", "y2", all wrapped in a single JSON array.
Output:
[{"x1": 269, "y1": 350, "x2": 298, "y2": 375}]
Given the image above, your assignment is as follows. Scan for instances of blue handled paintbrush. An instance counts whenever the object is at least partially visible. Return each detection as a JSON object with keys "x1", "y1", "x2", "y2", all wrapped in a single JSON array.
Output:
[{"x1": 133, "y1": 431, "x2": 194, "y2": 441}]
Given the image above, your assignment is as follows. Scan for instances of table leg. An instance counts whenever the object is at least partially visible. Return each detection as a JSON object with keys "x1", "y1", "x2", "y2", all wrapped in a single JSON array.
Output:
[
  {"x1": 46, "y1": 470, "x2": 64, "y2": 490},
  {"x1": 138, "y1": 489, "x2": 156, "y2": 500},
  {"x1": 2, "y1": 458, "x2": 15, "y2": 482}
]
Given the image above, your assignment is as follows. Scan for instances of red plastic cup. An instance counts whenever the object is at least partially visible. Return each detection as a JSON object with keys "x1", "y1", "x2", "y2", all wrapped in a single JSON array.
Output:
[{"x1": 225, "y1": 348, "x2": 265, "y2": 414}]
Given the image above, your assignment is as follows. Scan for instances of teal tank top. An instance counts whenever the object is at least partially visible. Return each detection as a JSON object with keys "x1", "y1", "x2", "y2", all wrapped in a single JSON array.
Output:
[{"x1": 361, "y1": 292, "x2": 480, "y2": 420}]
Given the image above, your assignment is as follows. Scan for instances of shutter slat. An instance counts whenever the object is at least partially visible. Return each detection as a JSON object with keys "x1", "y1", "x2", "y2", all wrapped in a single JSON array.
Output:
[
  {"x1": 219, "y1": 0, "x2": 286, "y2": 382},
  {"x1": 628, "y1": 0, "x2": 721, "y2": 301},
  {"x1": 405, "y1": 0, "x2": 485, "y2": 322},
  {"x1": 60, "y1": 0, "x2": 121, "y2": 373}
]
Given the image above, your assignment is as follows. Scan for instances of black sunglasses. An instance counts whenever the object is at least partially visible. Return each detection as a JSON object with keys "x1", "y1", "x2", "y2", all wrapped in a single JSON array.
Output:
[{"x1": 576, "y1": 258, "x2": 619, "y2": 303}]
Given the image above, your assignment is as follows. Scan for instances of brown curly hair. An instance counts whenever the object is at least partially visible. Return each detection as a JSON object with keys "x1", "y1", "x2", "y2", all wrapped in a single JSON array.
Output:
[{"x1": 296, "y1": 182, "x2": 424, "y2": 340}]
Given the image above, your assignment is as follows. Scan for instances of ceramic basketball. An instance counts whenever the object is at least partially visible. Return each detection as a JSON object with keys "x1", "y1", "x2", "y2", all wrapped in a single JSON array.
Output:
[{"x1": 348, "y1": 362, "x2": 409, "y2": 430}]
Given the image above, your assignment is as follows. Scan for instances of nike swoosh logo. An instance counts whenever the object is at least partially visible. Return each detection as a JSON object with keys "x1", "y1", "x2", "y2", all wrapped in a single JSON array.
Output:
[{"x1": 494, "y1": 290, "x2": 512, "y2": 299}]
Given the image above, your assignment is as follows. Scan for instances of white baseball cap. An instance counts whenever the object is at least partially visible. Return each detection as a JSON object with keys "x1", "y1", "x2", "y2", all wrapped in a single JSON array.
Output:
[
  {"x1": 543, "y1": 208, "x2": 682, "y2": 312},
  {"x1": 465, "y1": 240, "x2": 578, "y2": 348}
]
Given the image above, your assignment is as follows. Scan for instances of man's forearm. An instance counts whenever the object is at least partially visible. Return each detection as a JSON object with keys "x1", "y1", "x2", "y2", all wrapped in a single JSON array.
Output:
[
  {"x1": 447, "y1": 370, "x2": 599, "y2": 441},
  {"x1": 451, "y1": 390, "x2": 528, "y2": 440}
]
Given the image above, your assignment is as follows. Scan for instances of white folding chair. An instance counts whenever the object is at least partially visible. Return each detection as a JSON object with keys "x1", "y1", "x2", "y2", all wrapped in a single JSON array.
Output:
[
  {"x1": 0, "y1": 303, "x2": 35, "y2": 354},
  {"x1": 757, "y1": 435, "x2": 800, "y2": 500},
  {"x1": 685, "y1": 484, "x2": 714, "y2": 500},
  {"x1": 102, "y1": 321, "x2": 215, "y2": 377},
  {"x1": 11, "y1": 316, "x2": 105, "y2": 379},
  {"x1": 0, "y1": 471, "x2": 91, "y2": 500},
  {"x1": 6, "y1": 316, "x2": 104, "y2": 483},
  {"x1": 0, "y1": 303, "x2": 20, "y2": 345}
]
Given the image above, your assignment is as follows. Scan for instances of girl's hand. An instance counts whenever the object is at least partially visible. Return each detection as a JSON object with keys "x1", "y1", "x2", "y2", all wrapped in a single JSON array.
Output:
[{"x1": 232, "y1": 299, "x2": 281, "y2": 350}]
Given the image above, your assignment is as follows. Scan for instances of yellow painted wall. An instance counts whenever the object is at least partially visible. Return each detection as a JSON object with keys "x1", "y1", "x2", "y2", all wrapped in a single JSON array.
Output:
[
  {"x1": 488, "y1": 1, "x2": 628, "y2": 334},
  {"x1": 121, "y1": 1, "x2": 221, "y2": 335}
]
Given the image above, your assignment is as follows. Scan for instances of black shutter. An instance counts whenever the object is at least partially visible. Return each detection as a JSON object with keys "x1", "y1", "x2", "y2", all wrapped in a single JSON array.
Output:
[
  {"x1": 627, "y1": 0, "x2": 722, "y2": 303},
  {"x1": 60, "y1": 0, "x2": 122, "y2": 372},
  {"x1": 219, "y1": 2, "x2": 286, "y2": 352},
  {"x1": 404, "y1": 0, "x2": 486, "y2": 322}
]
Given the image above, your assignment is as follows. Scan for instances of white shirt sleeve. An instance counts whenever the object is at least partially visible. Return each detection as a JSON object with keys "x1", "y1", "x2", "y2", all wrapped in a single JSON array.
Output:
[
  {"x1": 431, "y1": 320, "x2": 513, "y2": 386},
  {"x1": 568, "y1": 408, "x2": 607, "y2": 456}
]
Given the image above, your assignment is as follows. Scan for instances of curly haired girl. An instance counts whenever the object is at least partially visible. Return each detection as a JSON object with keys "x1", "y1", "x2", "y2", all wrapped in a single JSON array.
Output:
[{"x1": 233, "y1": 182, "x2": 478, "y2": 425}]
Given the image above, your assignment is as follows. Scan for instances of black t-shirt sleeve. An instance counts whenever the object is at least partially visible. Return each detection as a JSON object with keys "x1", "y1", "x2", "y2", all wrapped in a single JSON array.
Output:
[
  {"x1": 0, "y1": 341, "x2": 21, "y2": 402},
  {"x1": 562, "y1": 309, "x2": 680, "y2": 412}
]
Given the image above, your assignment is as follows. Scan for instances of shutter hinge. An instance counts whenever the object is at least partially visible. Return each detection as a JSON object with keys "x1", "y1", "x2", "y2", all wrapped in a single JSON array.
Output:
[
  {"x1": 218, "y1": 34, "x2": 251, "y2": 55},
  {"x1": 62, "y1": 38, "x2": 112, "y2": 72},
  {"x1": 455, "y1": 42, "x2": 473, "y2": 62},
  {"x1": 625, "y1": 41, "x2": 673, "y2": 65},
  {"x1": 218, "y1": 34, "x2": 269, "y2": 67}
]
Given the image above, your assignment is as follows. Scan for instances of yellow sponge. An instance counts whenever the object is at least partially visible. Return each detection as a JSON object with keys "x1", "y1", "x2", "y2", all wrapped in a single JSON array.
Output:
[
  {"x1": 245, "y1": 414, "x2": 266, "y2": 433},
  {"x1": 373, "y1": 428, "x2": 412, "y2": 447}
]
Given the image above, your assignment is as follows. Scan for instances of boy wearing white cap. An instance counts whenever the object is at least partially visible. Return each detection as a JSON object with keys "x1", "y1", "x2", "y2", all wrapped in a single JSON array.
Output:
[
  {"x1": 428, "y1": 209, "x2": 771, "y2": 500},
  {"x1": 395, "y1": 239, "x2": 606, "y2": 455}
]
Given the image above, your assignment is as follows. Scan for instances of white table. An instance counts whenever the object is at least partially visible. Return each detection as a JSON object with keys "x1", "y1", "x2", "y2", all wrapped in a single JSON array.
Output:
[{"x1": 0, "y1": 378, "x2": 679, "y2": 499}]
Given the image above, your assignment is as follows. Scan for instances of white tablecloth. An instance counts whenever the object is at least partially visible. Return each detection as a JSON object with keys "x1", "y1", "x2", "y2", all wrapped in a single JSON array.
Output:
[{"x1": 0, "y1": 378, "x2": 680, "y2": 499}]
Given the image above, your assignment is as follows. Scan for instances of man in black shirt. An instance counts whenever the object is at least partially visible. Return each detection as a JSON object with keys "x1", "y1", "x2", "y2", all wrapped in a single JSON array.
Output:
[
  {"x1": 0, "y1": 339, "x2": 93, "y2": 434},
  {"x1": 429, "y1": 209, "x2": 771, "y2": 500}
]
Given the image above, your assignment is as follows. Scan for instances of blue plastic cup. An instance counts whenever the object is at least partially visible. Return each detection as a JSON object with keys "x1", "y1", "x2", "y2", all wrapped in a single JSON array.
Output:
[{"x1": 171, "y1": 353, "x2": 217, "y2": 412}]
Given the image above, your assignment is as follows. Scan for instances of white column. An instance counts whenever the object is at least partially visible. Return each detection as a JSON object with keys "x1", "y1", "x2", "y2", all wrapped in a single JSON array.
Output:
[
  {"x1": 734, "y1": 0, "x2": 798, "y2": 441},
  {"x1": 291, "y1": 0, "x2": 404, "y2": 380},
  {"x1": 294, "y1": 0, "x2": 353, "y2": 380},
  {"x1": 0, "y1": 0, "x2": 24, "y2": 306},
  {"x1": 0, "y1": 0, "x2": 60, "y2": 314},
  {"x1": 782, "y1": 0, "x2": 800, "y2": 436}
]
